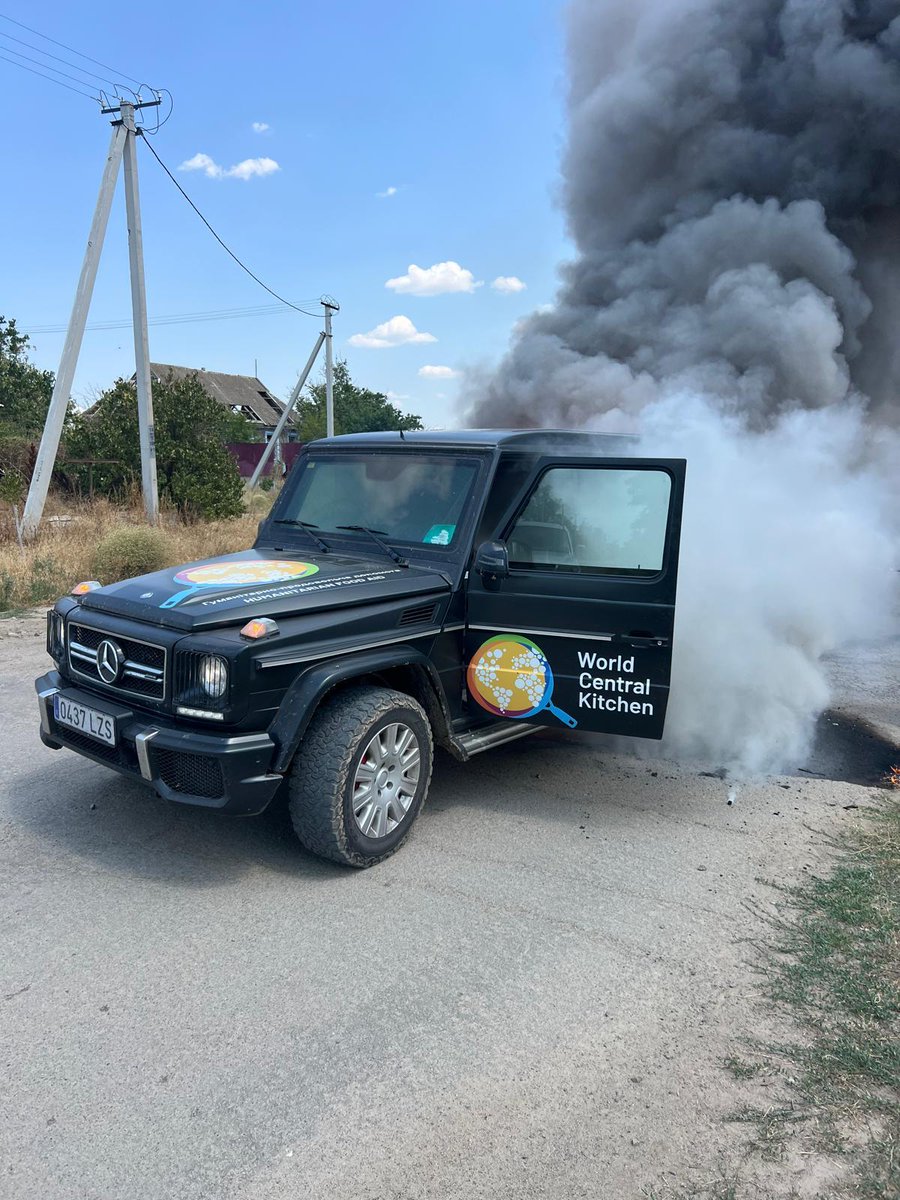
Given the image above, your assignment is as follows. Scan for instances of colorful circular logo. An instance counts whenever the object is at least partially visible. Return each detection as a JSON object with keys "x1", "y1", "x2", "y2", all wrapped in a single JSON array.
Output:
[
  {"x1": 173, "y1": 560, "x2": 319, "y2": 588},
  {"x1": 467, "y1": 635, "x2": 550, "y2": 718}
]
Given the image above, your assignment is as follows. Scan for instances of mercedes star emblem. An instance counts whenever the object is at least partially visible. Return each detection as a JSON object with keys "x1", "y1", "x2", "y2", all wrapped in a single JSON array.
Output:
[{"x1": 96, "y1": 639, "x2": 125, "y2": 684}]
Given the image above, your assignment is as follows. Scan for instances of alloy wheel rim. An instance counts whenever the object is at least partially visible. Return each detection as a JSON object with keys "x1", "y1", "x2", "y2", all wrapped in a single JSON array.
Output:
[{"x1": 352, "y1": 722, "x2": 421, "y2": 840}]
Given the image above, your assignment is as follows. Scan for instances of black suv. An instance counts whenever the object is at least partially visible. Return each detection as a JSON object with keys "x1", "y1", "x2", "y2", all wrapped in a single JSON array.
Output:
[{"x1": 37, "y1": 430, "x2": 685, "y2": 867}]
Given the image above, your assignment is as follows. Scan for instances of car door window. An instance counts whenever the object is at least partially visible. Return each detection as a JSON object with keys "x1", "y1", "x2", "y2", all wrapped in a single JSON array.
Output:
[{"x1": 508, "y1": 467, "x2": 672, "y2": 575}]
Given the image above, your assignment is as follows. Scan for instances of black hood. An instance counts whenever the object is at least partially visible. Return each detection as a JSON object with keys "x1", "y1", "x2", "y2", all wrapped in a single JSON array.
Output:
[{"x1": 79, "y1": 549, "x2": 449, "y2": 631}]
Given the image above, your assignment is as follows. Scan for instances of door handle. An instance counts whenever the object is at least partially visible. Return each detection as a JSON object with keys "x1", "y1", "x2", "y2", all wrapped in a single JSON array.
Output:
[{"x1": 621, "y1": 633, "x2": 669, "y2": 648}]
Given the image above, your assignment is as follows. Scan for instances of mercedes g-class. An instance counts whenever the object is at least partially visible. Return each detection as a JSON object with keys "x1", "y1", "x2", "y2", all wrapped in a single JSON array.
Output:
[{"x1": 36, "y1": 430, "x2": 685, "y2": 867}]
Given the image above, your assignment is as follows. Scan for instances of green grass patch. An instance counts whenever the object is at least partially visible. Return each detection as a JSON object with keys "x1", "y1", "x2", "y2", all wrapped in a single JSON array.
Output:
[{"x1": 741, "y1": 795, "x2": 900, "y2": 1194}]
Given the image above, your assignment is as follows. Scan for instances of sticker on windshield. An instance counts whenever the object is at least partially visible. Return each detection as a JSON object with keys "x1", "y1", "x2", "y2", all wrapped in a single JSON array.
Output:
[
  {"x1": 423, "y1": 524, "x2": 456, "y2": 546},
  {"x1": 466, "y1": 635, "x2": 577, "y2": 728},
  {"x1": 161, "y1": 560, "x2": 319, "y2": 608}
]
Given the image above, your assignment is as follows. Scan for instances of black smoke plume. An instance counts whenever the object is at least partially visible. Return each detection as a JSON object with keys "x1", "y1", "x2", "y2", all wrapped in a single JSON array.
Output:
[{"x1": 469, "y1": 0, "x2": 900, "y2": 429}]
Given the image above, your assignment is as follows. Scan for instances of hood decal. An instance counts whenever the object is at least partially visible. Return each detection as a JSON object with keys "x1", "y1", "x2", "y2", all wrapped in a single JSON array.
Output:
[
  {"x1": 195, "y1": 566, "x2": 405, "y2": 609},
  {"x1": 79, "y1": 548, "x2": 446, "y2": 631},
  {"x1": 160, "y1": 559, "x2": 319, "y2": 609}
]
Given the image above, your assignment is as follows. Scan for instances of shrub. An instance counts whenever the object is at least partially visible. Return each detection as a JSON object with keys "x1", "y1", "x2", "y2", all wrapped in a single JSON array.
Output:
[
  {"x1": 93, "y1": 526, "x2": 170, "y2": 583},
  {"x1": 65, "y1": 374, "x2": 248, "y2": 520}
]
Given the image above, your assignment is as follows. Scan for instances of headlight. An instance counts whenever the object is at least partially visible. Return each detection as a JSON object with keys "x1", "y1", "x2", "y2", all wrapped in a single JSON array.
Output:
[
  {"x1": 198, "y1": 655, "x2": 228, "y2": 698},
  {"x1": 46, "y1": 610, "x2": 66, "y2": 659}
]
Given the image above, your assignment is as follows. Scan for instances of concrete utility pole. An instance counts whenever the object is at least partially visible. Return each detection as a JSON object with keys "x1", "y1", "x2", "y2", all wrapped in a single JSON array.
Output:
[
  {"x1": 249, "y1": 299, "x2": 339, "y2": 489},
  {"x1": 248, "y1": 330, "x2": 325, "y2": 489},
  {"x1": 20, "y1": 122, "x2": 126, "y2": 540},
  {"x1": 21, "y1": 96, "x2": 160, "y2": 540},
  {"x1": 322, "y1": 297, "x2": 339, "y2": 439},
  {"x1": 121, "y1": 102, "x2": 159, "y2": 524}
]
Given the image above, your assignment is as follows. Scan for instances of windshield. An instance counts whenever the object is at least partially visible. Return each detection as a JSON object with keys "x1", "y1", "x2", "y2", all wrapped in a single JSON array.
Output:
[{"x1": 277, "y1": 453, "x2": 481, "y2": 548}]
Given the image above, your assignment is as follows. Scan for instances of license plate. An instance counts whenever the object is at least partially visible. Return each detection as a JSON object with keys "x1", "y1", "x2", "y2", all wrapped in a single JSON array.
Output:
[{"x1": 53, "y1": 695, "x2": 116, "y2": 747}]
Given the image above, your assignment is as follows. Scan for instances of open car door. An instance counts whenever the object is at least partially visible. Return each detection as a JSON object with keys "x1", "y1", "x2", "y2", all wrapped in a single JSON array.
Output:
[{"x1": 464, "y1": 457, "x2": 686, "y2": 739}]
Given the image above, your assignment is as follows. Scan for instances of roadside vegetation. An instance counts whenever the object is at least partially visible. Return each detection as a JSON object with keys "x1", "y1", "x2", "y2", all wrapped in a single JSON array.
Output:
[
  {"x1": 737, "y1": 786, "x2": 900, "y2": 1197},
  {"x1": 647, "y1": 783, "x2": 900, "y2": 1200},
  {"x1": 0, "y1": 494, "x2": 267, "y2": 613}
]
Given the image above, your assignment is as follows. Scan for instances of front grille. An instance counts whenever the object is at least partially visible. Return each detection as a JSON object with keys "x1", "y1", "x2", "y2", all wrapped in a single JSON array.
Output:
[
  {"x1": 56, "y1": 726, "x2": 139, "y2": 773},
  {"x1": 68, "y1": 623, "x2": 166, "y2": 702},
  {"x1": 154, "y1": 748, "x2": 224, "y2": 799}
]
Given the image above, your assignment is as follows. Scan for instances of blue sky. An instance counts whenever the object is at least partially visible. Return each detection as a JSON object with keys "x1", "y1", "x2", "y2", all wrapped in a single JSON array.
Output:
[{"x1": 2, "y1": 1, "x2": 569, "y2": 427}]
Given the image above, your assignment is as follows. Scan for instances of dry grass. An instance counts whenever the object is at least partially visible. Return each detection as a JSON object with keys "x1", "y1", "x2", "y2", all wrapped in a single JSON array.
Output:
[{"x1": 0, "y1": 492, "x2": 272, "y2": 613}]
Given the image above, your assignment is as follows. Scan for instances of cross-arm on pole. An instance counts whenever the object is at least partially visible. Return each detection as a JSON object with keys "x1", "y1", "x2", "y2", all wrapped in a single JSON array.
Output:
[{"x1": 20, "y1": 123, "x2": 127, "y2": 540}]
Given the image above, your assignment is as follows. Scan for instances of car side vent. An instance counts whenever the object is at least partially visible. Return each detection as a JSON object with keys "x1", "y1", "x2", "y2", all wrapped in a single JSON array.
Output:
[{"x1": 398, "y1": 603, "x2": 438, "y2": 627}]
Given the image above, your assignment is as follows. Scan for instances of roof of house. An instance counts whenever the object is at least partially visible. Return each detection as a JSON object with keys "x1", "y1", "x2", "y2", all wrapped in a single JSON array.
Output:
[{"x1": 148, "y1": 363, "x2": 291, "y2": 427}]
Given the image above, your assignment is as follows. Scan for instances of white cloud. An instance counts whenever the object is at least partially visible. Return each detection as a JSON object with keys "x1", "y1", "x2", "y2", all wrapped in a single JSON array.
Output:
[
  {"x1": 178, "y1": 153, "x2": 280, "y2": 181},
  {"x1": 491, "y1": 275, "x2": 527, "y2": 293},
  {"x1": 386, "y1": 261, "x2": 482, "y2": 296},
  {"x1": 228, "y1": 157, "x2": 280, "y2": 180},
  {"x1": 418, "y1": 364, "x2": 460, "y2": 379},
  {"x1": 377, "y1": 185, "x2": 398, "y2": 198},
  {"x1": 251, "y1": 122, "x2": 270, "y2": 133},
  {"x1": 348, "y1": 315, "x2": 437, "y2": 349}
]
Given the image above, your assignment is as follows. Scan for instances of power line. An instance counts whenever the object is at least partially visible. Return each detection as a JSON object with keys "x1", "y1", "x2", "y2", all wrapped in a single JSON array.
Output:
[
  {"x1": 0, "y1": 11, "x2": 141, "y2": 86},
  {"x1": 24, "y1": 301, "x2": 306, "y2": 335},
  {"x1": 139, "y1": 135, "x2": 321, "y2": 319},
  {"x1": 0, "y1": 29, "x2": 119, "y2": 87},
  {"x1": 0, "y1": 49, "x2": 97, "y2": 99},
  {"x1": 0, "y1": 44, "x2": 105, "y2": 93}
]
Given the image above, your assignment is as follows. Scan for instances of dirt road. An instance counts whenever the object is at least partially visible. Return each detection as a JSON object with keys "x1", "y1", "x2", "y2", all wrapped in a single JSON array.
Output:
[{"x1": 1, "y1": 617, "x2": 895, "y2": 1199}]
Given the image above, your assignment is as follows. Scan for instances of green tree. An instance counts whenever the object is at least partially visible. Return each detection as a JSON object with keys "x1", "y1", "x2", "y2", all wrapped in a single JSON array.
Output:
[
  {"x1": 293, "y1": 359, "x2": 423, "y2": 440},
  {"x1": 0, "y1": 317, "x2": 55, "y2": 441},
  {"x1": 66, "y1": 373, "x2": 252, "y2": 519}
]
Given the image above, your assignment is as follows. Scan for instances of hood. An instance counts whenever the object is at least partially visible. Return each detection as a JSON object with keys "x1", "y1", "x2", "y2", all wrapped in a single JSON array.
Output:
[{"x1": 79, "y1": 549, "x2": 450, "y2": 631}]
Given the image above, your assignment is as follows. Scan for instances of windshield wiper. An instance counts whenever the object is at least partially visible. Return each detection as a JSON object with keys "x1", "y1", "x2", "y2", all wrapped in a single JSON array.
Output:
[
  {"x1": 272, "y1": 519, "x2": 331, "y2": 553},
  {"x1": 337, "y1": 525, "x2": 408, "y2": 566}
]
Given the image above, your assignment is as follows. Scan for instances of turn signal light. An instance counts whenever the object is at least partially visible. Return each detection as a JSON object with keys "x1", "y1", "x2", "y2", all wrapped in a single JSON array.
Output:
[
  {"x1": 71, "y1": 580, "x2": 102, "y2": 596},
  {"x1": 240, "y1": 617, "x2": 279, "y2": 641}
]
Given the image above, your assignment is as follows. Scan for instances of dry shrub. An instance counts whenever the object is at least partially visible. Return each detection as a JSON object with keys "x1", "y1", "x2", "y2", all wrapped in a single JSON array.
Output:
[{"x1": 93, "y1": 527, "x2": 169, "y2": 583}]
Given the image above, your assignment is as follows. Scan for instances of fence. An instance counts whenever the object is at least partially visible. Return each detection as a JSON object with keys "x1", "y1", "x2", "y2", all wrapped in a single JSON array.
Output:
[{"x1": 226, "y1": 442, "x2": 304, "y2": 479}]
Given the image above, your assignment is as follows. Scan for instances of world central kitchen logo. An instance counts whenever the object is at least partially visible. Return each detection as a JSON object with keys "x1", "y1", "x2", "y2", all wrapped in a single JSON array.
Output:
[
  {"x1": 575, "y1": 650, "x2": 655, "y2": 716},
  {"x1": 467, "y1": 636, "x2": 656, "y2": 723}
]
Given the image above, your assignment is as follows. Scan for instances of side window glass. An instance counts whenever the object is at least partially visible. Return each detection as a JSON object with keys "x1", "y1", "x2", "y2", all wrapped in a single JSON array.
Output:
[{"x1": 507, "y1": 467, "x2": 671, "y2": 575}]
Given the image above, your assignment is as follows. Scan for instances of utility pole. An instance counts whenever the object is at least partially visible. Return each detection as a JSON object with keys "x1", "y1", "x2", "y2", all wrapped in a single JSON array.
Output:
[
  {"x1": 249, "y1": 299, "x2": 339, "y2": 489},
  {"x1": 248, "y1": 330, "x2": 325, "y2": 489},
  {"x1": 121, "y1": 102, "x2": 159, "y2": 524},
  {"x1": 20, "y1": 122, "x2": 126, "y2": 540},
  {"x1": 20, "y1": 96, "x2": 160, "y2": 540},
  {"x1": 322, "y1": 296, "x2": 339, "y2": 438}
]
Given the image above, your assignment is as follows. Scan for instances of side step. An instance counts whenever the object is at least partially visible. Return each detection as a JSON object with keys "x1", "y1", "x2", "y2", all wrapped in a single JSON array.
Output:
[{"x1": 450, "y1": 722, "x2": 547, "y2": 761}]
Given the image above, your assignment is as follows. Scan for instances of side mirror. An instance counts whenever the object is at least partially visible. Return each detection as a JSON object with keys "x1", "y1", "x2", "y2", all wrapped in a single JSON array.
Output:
[{"x1": 474, "y1": 540, "x2": 509, "y2": 579}]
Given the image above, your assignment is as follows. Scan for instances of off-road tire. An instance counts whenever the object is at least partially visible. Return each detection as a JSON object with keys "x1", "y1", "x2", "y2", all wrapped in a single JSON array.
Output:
[{"x1": 288, "y1": 685, "x2": 433, "y2": 868}]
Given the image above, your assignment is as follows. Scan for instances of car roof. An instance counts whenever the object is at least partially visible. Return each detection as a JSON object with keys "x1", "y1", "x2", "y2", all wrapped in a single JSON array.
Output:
[{"x1": 311, "y1": 428, "x2": 637, "y2": 453}]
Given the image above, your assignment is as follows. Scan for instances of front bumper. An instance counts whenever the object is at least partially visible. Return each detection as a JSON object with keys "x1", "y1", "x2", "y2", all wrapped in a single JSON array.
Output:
[{"x1": 35, "y1": 671, "x2": 283, "y2": 815}]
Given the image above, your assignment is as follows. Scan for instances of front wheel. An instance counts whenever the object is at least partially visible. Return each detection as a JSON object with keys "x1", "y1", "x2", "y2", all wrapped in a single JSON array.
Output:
[{"x1": 288, "y1": 685, "x2": 433, "y2": 867}]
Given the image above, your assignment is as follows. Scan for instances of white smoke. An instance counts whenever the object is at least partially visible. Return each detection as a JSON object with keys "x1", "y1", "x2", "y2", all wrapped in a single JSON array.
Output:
[
  {"x1": 635, "y1": 395, "x2": 897, "y2": 773},
  {"x1": 466, "y1": 0, "x2": 900, "y2": 773}
]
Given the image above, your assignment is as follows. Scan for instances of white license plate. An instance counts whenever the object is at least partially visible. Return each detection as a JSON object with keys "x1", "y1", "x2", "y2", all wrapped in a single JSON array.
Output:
[{"x1": 54, "y1": 695, "x2": 116, "y2": 747}]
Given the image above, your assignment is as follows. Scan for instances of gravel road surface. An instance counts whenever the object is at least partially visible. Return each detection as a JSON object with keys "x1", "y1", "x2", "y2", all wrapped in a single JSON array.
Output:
[{"x1": 1, "y1": 618, "x2": 896, "y2": 1199}]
